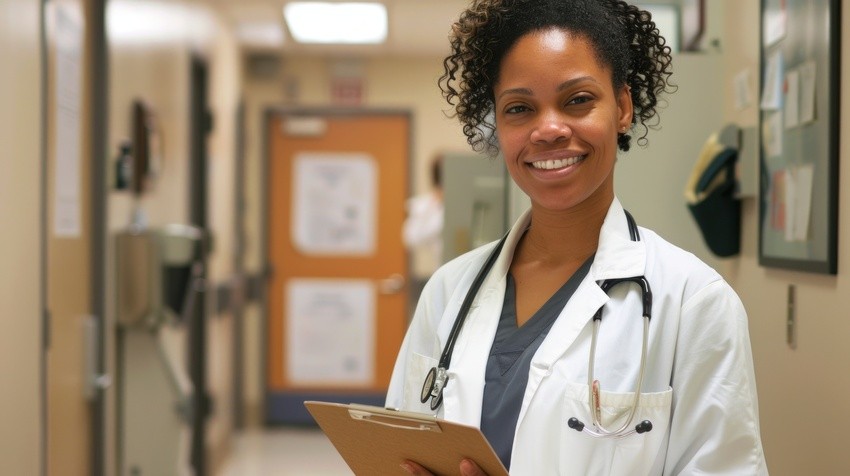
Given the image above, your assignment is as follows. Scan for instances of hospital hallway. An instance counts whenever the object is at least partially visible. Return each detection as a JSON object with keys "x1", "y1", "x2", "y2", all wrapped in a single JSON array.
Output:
[
  {"x1": 5, "y1": 0, "x2": 850, "y2": 475},
  {"x1": 219, "y1": 427, "x2": 350, "y2": 476}
]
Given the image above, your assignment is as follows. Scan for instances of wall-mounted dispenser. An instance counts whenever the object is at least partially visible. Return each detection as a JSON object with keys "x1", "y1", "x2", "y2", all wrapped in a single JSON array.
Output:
[
  {"x1": 116, "y1": 224, "x2": 204, "y2": 330},
  {"x1": 115, "y1": 224, "x2": 205, "y2": 476}
]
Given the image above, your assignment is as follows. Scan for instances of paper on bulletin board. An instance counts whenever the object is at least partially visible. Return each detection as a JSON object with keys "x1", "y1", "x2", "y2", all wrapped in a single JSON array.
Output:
[
  {"x1": 291, "y1": 153, "x2": 377, "y2": 256},
  {"x1": 770, "y1": 170, "x2": 786, "y2": 231},
  {"x1": 762, "y1": 112, "x2": 783, "y2": 158},
  {"x1": 53, "y1": 5, "x2": 83, "y2": 237},
  {"x1": 784, "y1": 69, "x2": 800, "y2": 129},
  {"x1": 762, "y1": 2, "x2": 787, "y2": 47},
  {"x1": 798, "y1": 61, "x2": 817, "y2": 124},
  {"x1": 784, "y1": 164, "x2": 815, "y2": 242},
  {"x1": 285, "y1": 279, "x2": 375, "y2": 385},
  {"x1": 760, "y1": 51, "x2": 783, "y2": 111}
]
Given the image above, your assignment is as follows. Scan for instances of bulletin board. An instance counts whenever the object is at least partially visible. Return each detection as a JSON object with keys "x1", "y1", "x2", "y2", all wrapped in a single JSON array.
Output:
[{"x1": 758, "y1": 0, "x2": 840, "y2": 274}]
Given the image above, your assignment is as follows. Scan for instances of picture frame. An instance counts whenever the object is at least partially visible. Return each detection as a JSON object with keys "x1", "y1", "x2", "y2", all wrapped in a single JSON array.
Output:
[{"x1": 758, "y1": 0, "x2": 840, "y2": 274}]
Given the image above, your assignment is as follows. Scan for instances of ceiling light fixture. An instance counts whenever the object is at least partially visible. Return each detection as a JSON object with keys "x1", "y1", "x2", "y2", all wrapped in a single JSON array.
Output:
[{"x1": 283, "y1": 2, "x2": 388, "y2": 44}]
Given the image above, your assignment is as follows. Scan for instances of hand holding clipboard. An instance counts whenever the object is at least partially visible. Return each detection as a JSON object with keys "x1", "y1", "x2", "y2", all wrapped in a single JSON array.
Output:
[{"x1": 305, "y1": 401, "x2": 509, "y2": 475}]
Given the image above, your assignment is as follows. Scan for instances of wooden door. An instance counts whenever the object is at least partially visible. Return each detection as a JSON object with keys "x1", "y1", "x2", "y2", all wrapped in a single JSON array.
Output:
[
  {"x1": 265, "y1": 110, "x2": 410, "y2": 423},
  {"x1": 45, "y1": 1, "x2": 95, "y2": 474}
]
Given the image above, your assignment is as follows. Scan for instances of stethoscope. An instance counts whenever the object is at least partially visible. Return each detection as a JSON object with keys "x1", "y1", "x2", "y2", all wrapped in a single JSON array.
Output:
[{"x1": 420, "y1": 211, "x2": 654, "y2": 439}]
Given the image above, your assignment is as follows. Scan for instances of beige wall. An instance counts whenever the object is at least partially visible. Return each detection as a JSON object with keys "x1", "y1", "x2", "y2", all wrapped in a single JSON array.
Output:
[
  {"x1": 0, "y1": 0, "x2": 42, "y2": 474},
  {"x1": 107, "y1": 0, "x2": 241, "y2": 472},
  {"x1": 720, "y1": 2, "x2": 850, "y2": 474}
]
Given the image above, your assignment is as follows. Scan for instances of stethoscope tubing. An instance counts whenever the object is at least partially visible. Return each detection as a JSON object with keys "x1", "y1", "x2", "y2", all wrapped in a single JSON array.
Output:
[
  {"x1": 438, "y1": 235, "x2": 509, "y2": 370},
  {"x1": 422, "y1": 211, "x2": 654, "y2": 439},
  {"x1": 421, "y1": 234, "x2": 509, "y2": 409}
]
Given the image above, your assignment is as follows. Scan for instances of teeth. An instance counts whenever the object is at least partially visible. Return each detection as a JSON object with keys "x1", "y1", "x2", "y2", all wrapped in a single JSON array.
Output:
[{"x1": 530, "y1": 156, "x2": 585, "y2": 170}]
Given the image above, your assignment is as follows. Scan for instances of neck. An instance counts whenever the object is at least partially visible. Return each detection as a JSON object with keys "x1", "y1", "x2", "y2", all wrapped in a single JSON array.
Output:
[{"x1": 520, "y1": 194, "x2": 613, "y2": 265}]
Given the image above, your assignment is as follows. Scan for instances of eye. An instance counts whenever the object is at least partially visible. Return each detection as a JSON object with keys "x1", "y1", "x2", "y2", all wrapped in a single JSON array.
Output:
[
  {"x1": 567, "y1": 95, "x2": 593, "y2": 106},
  {"x1": 504, "y1": 104, "x2": 531, "y2": 115}
]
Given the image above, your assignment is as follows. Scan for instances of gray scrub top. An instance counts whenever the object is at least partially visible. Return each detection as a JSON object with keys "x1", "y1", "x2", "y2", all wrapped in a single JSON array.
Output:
[{"x1": 480, "y1": 256, "x2": 593, "y2": 470}]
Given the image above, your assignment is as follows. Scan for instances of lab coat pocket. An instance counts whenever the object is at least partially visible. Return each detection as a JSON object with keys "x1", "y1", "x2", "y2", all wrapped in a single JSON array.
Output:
[
  {"x1": 403, "y1": 352, "x2": 439, "y2": 414},
  {"x1": 560, "y1": 382, "x2": 672, "y2": 476}
]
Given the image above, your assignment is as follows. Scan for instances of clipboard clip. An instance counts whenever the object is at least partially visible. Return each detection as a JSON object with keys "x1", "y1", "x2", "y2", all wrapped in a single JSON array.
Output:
[{"x1": 348, "y1": 409, "x2": 443, "y2": 433}]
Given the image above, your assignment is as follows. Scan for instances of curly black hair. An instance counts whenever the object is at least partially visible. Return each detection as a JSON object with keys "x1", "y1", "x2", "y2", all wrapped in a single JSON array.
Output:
[{"x1": 439, "y1": 0, "x2": 675, "y2": 155}]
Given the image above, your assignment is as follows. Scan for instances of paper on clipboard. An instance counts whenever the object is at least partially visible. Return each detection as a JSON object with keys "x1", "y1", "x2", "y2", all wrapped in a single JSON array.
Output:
[{"x1": 305, "y1": 401, "x2": 509, "y2": 476}]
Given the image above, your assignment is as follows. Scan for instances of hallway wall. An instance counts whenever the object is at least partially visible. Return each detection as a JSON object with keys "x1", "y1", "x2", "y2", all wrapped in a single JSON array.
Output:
[
  {"x1": 106, "y1": 0, "x2": 242, "y2": 473},
  {"x1": 719, "y1": 2, "x2": 850, "y2": 474},
  {"x1": 0, "y1": 0, "x2": 43, "y2": 474}
]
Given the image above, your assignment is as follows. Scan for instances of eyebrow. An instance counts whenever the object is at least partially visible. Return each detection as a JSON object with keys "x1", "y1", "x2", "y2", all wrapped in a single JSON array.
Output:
[{"x1": 496, "y1": 76, "x2": 599, "y2": 101}]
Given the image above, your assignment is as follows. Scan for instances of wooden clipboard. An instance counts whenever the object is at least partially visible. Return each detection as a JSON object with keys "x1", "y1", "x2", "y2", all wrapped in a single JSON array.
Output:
[{"x1": 304, "y1": 401, "x2": 509, "y2": 475}]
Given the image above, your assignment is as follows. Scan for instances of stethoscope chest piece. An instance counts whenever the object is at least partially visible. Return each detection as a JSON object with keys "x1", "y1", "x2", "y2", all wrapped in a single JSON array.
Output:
[{"x1": 420, "y1": 366, "x2": 446, "y2": 410}]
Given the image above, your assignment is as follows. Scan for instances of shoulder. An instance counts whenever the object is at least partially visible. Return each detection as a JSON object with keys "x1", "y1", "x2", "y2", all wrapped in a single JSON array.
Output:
[
  {"x1": 406, "y1": 192, "x2": 443, "y2": 214},
  {"x1": 640, "y1": 227, "x2": 718, "y2": 282},
  {"x1": 639, "y1": 227, "x2": 739, "y2": 307},
  {"x1": 639, "y1": 227, "x2": 748, "y2": 341}
]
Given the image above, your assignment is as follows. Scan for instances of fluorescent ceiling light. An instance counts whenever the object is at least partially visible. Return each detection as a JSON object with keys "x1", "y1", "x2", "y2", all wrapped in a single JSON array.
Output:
[{"x1": 283, "y1": 2, "x2": 387, "y2": 44}]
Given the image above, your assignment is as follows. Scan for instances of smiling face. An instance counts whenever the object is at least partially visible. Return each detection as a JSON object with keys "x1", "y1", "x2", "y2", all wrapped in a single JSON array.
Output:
[{"x1": 494, "y1": 28, "x2": 633, "y2": 215}]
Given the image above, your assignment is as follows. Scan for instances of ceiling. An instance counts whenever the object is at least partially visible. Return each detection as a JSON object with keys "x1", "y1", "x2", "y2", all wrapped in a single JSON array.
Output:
[
  {"x1": 207, "y1": 0, "x2": 698, "y2": 58},
  {"x1": 208, "y1": 0, "x2": 469, "y2": 57}
]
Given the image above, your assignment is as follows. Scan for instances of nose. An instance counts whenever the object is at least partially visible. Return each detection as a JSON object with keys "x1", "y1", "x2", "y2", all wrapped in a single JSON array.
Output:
[{"x1": 530, "y1": 111, "x2": 572, "y2": 144}]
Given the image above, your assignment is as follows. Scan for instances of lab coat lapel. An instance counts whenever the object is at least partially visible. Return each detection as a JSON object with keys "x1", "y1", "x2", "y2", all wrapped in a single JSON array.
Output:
[
  {"x1": 518, "y1": 198, "x2": 647, "y2": 424},
  {"x1": 593, "y1": 198, "x2": 646, "y2": 281},
  {"x1": 441, "y1": 214, "x2": 528, "y2": 426}
]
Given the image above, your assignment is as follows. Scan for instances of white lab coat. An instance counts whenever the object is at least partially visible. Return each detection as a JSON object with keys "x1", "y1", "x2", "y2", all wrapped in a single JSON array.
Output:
[{"x1": 387, "y1": 198, "x2": 768, "y2": 475}]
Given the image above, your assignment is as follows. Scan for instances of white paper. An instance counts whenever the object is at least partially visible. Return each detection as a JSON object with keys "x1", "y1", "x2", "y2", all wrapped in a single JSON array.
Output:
[
  {"x1": 786, "y1": 164, "x2": 814, "y2": 242},
  {"x1": 783, "y1": 168, "x2": 796, "y2": 241},
  {"x1": 53, "y1": 6, "x2": 83, "y2": 237},
  {"x1": 760, "y1": 52, "x2": 783, "y2": 111},
  {"x1": 762, "y1": 112, "x2": 783, "y2": 158},
  {"x1": 286, "y1": 279, "x2": 375, "y2": 385},
  {"x1": 799, "y1": 61, "x2": 817, "y2": 124},
  {"x1": 784, "y1": 70, "x2": 800, "y2": 129},
  {"x1": 763, "y1": 7, "x2": 787, "y2": 47},
  {"x1": 292, "y1": 153, "x2": 377, "y2": 255},
  {"x1": 733, "y1": 69, "x2": 753, "y2": 111}
]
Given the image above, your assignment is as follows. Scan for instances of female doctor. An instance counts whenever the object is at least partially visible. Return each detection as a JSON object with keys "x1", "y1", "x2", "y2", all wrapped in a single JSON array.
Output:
[{"x1": 388, "y1": 0, "x2": 768, "y2": 475}]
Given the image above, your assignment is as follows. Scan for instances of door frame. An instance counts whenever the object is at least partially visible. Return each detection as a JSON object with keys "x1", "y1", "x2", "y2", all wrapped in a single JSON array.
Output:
[
  {"x1": 40, "y1": 0, "x2": 109, "y2": 474},
  {"x1": 88, "y1": 1, "x2": 108, "y2": 474},
  {"x1": 188, "y1": 53, "x2": 212, "y2": 475},
  {"x1": 259, "y1": 106, "x2": 414, "y2": 423}
]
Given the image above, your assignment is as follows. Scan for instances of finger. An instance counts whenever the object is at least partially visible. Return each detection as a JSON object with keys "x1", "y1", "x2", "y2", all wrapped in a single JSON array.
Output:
[
  {"x1": 460, "y1": 458, "x2": 488, "y2": 476},
  {"x1": 400, "y1": 460, "x2": 434, "y2": 475}
]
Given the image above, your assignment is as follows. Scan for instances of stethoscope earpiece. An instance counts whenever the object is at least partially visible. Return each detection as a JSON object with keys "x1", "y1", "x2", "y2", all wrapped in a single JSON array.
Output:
[
  {"x1": 568, "y1": 417, "x2": 654, "y2": 437},
  {"x1": 635, "y1": 420, "x2": 653, "y2": 434}
]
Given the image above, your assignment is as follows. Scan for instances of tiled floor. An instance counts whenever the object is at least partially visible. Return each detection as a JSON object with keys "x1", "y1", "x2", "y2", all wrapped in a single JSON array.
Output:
[{"x1": 219, "y1": 427, "x2": 352, "y2": 476}]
